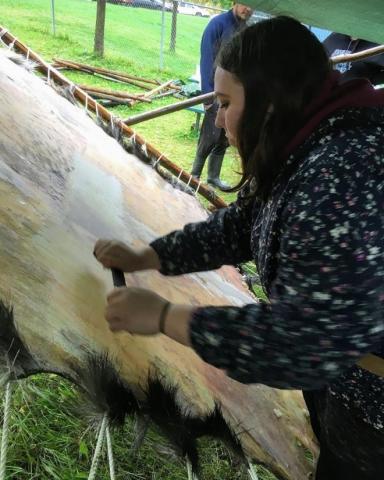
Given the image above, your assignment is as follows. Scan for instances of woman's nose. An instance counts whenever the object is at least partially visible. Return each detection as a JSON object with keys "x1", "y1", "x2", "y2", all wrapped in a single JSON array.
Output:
[{"x1": 215, "y1": 108, "x2": 224, "y2": 129}]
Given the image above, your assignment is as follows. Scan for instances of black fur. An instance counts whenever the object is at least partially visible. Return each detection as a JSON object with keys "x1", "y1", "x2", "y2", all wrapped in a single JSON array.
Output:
[
  {"x1": 0, "y1": 300, "x2": 40, "y2": 378},
  {"x1": 197, "y1": 405, "x2": 246, "y2": 461},
  {"x1": 0, "y1": 301, "x2": 248, "y2": 471},
  {"x1": 145, "y1": 376, "x2": 247, "y2": 473},
  {"x1": 145, "y1": 377, "x2": 200, "y2": 470},
  {"x1": 74, "y1": 353, "x2": 140, "y2": 426}
]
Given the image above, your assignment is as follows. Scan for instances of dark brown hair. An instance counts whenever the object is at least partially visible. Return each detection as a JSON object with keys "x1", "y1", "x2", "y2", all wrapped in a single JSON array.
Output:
[{"x1": 216, "y1": 16, "x2": 331, "y2": 199}]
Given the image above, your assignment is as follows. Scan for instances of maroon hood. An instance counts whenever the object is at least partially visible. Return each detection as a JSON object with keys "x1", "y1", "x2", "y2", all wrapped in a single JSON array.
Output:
[{"x1": 284, "y1": 71, "x2": 384, "y2": 156}]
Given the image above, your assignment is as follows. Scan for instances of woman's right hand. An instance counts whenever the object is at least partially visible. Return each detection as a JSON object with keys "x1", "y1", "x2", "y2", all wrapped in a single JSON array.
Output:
[{"x1": 93, "y1": 239, "x2": 161, "y2": 273}]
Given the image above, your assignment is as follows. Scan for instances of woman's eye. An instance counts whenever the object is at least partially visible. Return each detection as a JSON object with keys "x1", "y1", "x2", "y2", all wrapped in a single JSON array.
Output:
[{"x1": 219, "y1": 103, "x2": 228, "y2": 109}]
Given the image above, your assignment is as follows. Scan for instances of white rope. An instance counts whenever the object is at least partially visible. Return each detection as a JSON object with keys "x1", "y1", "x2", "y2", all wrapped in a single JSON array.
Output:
[
  {"x1": 8, "y1": 38, "x2": 17, "y2": 51},
  {"x1": 141, "y1": 142, "x2": 148, "y2": 157},
  {"x1": 186, "y1": 173, "x2": 193, "y2": 188},
  {"x1": 47, "y1": 66, "x2": 51, "y2": 86},
  {"x1": 153, "y1": 154, "x2": 163, "y2": 169},
  {"x1": 0, "y1": 378, "x2": 115, "y2": 480},
  {"x1": 186, "y1": 457, "x2": 198, "y2": 480},
  {"x1": 110, "y1": 115, "x2": 121, "y2": 139},
  {"x1": 194, "y1": 179, "x2": 201, "y2": 196},
  {"x1": 26, "y1": 48, "x2": 30, "y2": 60},
  {"x1": 95, "y1": 101, "x2": 99, "y2": 119},
  {"x1": 84, "y1": 93, "x2": 89, "y2": 113},
  {"x1": 87, "y1": 413, "x2": 107, "y2": 480},
  {"x1": 177, "y1": 169, "x2": 184, "y2": 181},
  {"x1": 247, "y1": 461, "x2": 259, "y2": 480},
  {"x1": 105, "y1": 426, "x2": 116, "y2": 480},
  {"x1": 0, "y1": 382, "x2": 12, "y2": 480}
]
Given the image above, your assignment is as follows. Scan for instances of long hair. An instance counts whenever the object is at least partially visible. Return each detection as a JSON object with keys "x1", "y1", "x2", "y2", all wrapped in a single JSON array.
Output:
[{"x1": 216, "y1": 16, "x2": 331, "y2": 200}]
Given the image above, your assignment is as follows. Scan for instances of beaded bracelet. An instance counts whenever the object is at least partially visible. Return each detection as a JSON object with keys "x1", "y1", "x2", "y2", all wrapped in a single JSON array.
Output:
[{"x1": 159, "y1": 301, "x2": 171, "y2": 334}]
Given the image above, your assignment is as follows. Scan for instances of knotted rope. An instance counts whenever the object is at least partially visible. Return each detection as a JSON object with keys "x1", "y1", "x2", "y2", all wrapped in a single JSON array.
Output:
[{"x1": 0, "y1": 382, "x2": 12, "y2": 480}]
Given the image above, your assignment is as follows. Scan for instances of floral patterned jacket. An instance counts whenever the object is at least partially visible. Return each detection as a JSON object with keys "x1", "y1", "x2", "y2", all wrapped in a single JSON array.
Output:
[{"x1": 151, "y1": 106, "x2": 384, "y2": 429}]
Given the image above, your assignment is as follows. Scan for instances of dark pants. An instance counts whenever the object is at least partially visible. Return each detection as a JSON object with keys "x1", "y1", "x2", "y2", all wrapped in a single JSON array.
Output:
[
  {"x1": 196, "y1": 103, "x2": 228, "y2": 160},
  {"x1": 303, "y1": 389, "x2": 384, "y2": 479}
]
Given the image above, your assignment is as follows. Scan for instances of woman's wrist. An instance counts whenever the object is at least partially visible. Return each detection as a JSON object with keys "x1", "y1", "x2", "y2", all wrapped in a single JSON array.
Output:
[
  {"x1": 138, "y1": 246, "x2": 161, "y2": 271},
  {"x1": 161, "y1": 304, "x2": 194, "y2": 347}
]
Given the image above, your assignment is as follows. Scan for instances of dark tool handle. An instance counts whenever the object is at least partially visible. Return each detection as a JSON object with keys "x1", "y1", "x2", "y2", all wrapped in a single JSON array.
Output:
[{"x1": 111, "y1": 268, "x2": 126, "y2": 287}]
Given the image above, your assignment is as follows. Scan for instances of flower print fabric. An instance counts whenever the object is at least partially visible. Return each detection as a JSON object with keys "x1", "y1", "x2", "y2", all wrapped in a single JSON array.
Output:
[{"x1": 150, "y1": 106, "x2": 384, "y2": 430}]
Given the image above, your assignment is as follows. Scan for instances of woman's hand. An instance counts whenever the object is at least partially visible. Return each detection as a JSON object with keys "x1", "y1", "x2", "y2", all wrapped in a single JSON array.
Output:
[
  {"x1": 94, "y1": 240, "x2": 161, "y2": 273},
  {"x1": 106, "y1": 287, "x2": 167, "y2": 334},
  {"x1": 105, "y1": 287, "x2": 193, "y2": 346}
]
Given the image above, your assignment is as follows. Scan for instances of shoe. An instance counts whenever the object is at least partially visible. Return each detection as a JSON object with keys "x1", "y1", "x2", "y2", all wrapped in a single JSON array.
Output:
[
  {"x1": 207, "y1": 154, "x2": 232, "y2": 191},
  {"x1": 190, "y1": 156, "x2": 206, "y2": 178},
  {"x1": 207, "y1": 178, "x2": 232, "y2": 191}
]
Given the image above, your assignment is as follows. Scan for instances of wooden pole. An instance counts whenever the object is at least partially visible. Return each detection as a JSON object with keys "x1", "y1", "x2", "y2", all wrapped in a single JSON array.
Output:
[
  {"x1": 50, "y1": 0, "x2": 56, "y2": 36},
  {"x1": 159, "y1": 0, "x2": 166, "y2": 70},
  {"x1": 124, "y1": 92, "x2": 214, "y2": 125},
  {"x1": 84, "y1": 91, "x2": 134, "y2": 105},
  {"x1": 78, "y1": 84, "x2": 152, "y2": 102},
  {"x1": 143, "y1": 79, "x2": 175, "y2": 98},
  {"x1": 0, "y1": 28, "x2": 227, "y2": 209},
  {"x1": 170, "y1": 0, "x2": 178, "y2": 53},
  {"x1": 331, "y1": 44, "x2": 384, "y2": 64},
  {"x1": 152, "y1": 89, "x2": 179, "y2": 100},
  {"x1": 54, "y1": 58, "x2": 160, "y2": 85},
  {"x1": 53, "y1": 59, "x2": 154, "y2": 90},
  {"x1": 94, "y1": 0, "x2": 106, "y2": 57}
]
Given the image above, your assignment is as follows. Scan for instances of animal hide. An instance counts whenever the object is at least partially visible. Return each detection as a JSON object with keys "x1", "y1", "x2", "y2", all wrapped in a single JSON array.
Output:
[{"x1": 0, "y1": 48, "x2": 317, "y2": 479}]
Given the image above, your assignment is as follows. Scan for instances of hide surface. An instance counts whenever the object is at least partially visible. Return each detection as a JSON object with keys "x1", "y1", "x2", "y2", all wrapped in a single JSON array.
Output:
[{"x1": 0, "y1": 50, "x2": 317, "y2": 479}]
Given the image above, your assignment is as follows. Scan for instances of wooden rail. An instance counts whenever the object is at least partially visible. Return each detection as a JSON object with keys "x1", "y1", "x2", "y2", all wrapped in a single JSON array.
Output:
[
  {"x1": 331, "y1": 44, "x2": 384, "y2": 64},
  {"x1": 124, "y1": 92, "x2": 214, "y2": 126}
]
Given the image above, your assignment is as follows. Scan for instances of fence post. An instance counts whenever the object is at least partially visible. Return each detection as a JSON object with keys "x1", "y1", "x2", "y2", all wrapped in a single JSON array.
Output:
[
  {"x1": 94, "y1": 0, "x2": 106, "y2": 57},
  {"x1": 50, "y1": 0, "x2": 56, "y2": 35},
  {"x1": 159, "y1": 0, "x2": 166, "y2": 70},
  {"x1": 169, "y1": 0, "x2": 178, "y2": 53}
]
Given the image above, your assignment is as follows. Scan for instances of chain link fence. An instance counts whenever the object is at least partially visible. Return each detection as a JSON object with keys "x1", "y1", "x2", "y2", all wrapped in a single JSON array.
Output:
[
  {"x1": 1, "y1": 1, "x2": 271, "y2": 88},
  {"x1": 103, "y1": 0, "x2": 226, "y2": 80},
  {"x1": 0, "y1": 0, "x2": 270, "y2": 199}
]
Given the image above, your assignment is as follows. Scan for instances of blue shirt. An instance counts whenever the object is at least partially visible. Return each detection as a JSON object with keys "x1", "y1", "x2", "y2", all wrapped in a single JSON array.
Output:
[{"x1": 200, "y1": 10, "x2": 243, "y2": 96}]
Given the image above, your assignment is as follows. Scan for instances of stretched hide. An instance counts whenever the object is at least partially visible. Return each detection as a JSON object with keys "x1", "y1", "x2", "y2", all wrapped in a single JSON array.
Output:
[{"x1": 0, "y1": 49, "x2": 317, "y2": 479}]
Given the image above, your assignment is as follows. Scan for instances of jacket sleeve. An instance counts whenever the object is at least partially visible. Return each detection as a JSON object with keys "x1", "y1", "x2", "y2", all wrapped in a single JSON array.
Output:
[
  {"x1": 150, "y1": 182, "x2": 258, "y2": 275},
  {"x1": 200, "y1": 19, "x2": 222, "y2": 96},
  {"x1": 190, "y1": 158, "x2": 384, "y2": 389}
]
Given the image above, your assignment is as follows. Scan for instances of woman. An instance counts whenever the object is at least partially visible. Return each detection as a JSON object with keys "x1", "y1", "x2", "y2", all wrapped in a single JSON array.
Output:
[{"x1": 94, "y1": 17, "x2": 384, "y2": 479}]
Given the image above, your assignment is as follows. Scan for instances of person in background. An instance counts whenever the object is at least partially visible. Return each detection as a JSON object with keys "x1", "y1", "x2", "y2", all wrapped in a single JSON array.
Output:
[
  {"x1": 94, "y1": 17, "x2": 384, "y2": 479},
  {"x1": 324, "y1": 32, "x2": 384, "y2": 85},
  {"x1": 190, "y1": 1, "x2": 253, "y2": 191}
]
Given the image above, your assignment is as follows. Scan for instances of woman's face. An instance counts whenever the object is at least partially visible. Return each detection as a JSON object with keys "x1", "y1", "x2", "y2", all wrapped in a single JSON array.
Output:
[{"x1": 214, "y1": 66, "x2": 245, "y2": 147}]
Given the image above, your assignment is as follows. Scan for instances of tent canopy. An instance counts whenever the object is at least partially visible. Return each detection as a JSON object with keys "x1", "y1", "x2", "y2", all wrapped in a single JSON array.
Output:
[{"x1": 242, "y1": 0, "x2": 384, "y2": 45}]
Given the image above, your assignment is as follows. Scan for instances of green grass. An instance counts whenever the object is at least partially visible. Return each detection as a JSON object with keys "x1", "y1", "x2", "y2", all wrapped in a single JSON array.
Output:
[
  {"x1": 0, "y1": 1, "x2": 272, "y2": 478},
  {"x1": 3, "y1": 375, "x2": 276, "y2": 479},
  {"x1": 0, "y1": 0, "x2": 207, "y2": 77},
  {"x1": 0, "y1": 0, "x2": 241, "y2": 203}
]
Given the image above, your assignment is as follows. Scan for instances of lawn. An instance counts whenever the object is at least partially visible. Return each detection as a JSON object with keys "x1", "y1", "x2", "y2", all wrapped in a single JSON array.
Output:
[
  {"x1": 0, "y1": 0, "x2": 241, "y2": 202},
  {"x1": 4, "y1": 375, "x2": 275, "y2": 479},
  {"x1": 0, "y1": 1, "x2": 272, "y2": 478}
]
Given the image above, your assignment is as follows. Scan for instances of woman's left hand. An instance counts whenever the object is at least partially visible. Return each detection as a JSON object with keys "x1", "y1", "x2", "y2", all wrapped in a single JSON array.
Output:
[{"x1": 105, "y1": 287, "x2": 168, "y2": 335}]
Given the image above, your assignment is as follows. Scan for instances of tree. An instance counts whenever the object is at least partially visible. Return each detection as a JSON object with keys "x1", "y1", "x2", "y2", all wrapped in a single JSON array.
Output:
[{"x1": 94, "y1": 0, "x2": 106, "y2": 57}]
